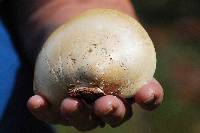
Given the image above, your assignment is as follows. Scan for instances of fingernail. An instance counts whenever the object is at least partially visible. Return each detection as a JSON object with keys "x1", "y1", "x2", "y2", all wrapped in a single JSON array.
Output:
[
  {"x1": 103, "y1": 102, "x2": 114, "y2": 115},
  {"x1": 143, "y1": 94, "x2": 155, "y2": 104},
  {"x1": 61, "y1": 99, "x2": 81, "y2": 117},
  {"x1": 32, "y1": 99, "x2": 43, "y2": 111},
  {"x1": 32, "y1": 104, "x2": 41, "y2": 110},
  {"x1": 102, "y1": 107, "x2": 120, "y2": 125}
]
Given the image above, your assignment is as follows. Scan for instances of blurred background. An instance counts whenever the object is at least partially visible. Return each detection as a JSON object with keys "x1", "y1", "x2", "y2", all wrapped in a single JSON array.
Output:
[{"x1": 56, "y1": 0, "x2": 200, "y2": 133}]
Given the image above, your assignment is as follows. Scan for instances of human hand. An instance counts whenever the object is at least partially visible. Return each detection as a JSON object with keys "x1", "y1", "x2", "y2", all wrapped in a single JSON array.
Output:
[
  {"x1": 27, "y1": 78, "x2": 163, "y2": 131},
  {"x1": 7, "y1": 0, "x2": 163, "y2": 131}
]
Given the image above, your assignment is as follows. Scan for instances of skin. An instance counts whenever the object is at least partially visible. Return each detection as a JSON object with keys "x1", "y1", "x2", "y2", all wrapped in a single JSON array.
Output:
[{"x1": 3, "y1": 0, "x2": 164, "y2": 131}]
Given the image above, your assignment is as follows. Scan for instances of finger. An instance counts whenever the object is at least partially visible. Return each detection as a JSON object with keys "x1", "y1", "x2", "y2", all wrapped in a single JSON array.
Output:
[
  {"x1": 135, "y1": 79, "x2": 164, "y2": 111},
  {"x1": 27, "y1": 95, "x2": 63, "y2": 124},
  {"x1": 60, "y1": 98, "x2": 103, "y2": 131},
  {"x1": 27, "y1": 95, "x2": 47, "y2": 112},
  {"x1": 94, "y1": 95, "x2": 132, "y2": 127}
]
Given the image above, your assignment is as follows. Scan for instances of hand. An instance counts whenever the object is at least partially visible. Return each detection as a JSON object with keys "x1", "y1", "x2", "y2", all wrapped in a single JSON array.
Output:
[{"x1": 27, "y1": 78, "x2": 163, "y2": 131}]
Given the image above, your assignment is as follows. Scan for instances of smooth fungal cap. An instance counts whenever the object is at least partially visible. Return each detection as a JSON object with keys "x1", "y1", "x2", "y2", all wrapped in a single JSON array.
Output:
[{"x1": 34, "y1": 9, "x2": 156, "y2": 106}]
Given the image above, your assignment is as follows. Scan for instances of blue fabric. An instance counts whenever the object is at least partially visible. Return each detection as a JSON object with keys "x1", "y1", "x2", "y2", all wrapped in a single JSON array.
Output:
[
  {"x1": 0, "y1": 19, "x2": 54, "y2": 133},
  {"x1": 0, "y1": 20, "x2": 20, "y2": 118}
]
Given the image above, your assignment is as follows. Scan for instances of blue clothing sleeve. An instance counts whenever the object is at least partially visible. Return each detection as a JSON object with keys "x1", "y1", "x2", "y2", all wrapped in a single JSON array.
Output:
[
  {"x1": 0, "y1": 20, "x2": 54, "y2": 133},
  {"x1": 0, "y1": 20, "x2": 19, "y2": 118}
]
